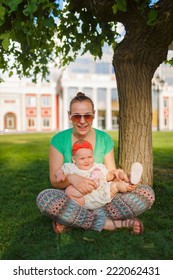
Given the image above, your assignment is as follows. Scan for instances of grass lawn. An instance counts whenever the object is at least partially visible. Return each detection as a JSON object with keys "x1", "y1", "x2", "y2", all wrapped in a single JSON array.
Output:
[{"x1": 0, "y1": 131, "x2": 173, "y2": 260}]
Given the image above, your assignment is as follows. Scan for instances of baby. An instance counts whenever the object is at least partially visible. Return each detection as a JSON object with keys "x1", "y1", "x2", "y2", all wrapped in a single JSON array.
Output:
[{"x1": 56, "y1": 140, "x2": 143, "y2": 210}]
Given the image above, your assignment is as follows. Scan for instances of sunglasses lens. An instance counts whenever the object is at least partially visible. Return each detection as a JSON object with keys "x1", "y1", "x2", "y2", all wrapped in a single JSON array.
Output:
[
  {"x1": 71, "y1": 115, "x2": 81, "y2": 122},
  {"x1": 70, "y1": 114, "x2": 94, "y2": 123},
  {"x1": 84, "y1": 114, "x2": 93, "y2": 122}
]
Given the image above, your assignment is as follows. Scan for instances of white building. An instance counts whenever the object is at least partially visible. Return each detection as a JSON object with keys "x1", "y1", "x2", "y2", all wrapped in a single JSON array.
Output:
[
  {"x1": 0, "y1": 51, "x2": 173, "y2": 133},
  {"x1": 160, "y1": 86, "x2": 173, "y2": 130},
  {"x1": 0, "y1": 73, "x2": 58, "y2": 133}
]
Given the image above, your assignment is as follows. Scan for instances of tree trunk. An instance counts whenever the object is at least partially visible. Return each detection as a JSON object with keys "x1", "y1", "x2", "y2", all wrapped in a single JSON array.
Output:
[
  {"x1": 70, "y1": 0, "x2": 173, "y2": 186},
  {"x1": 113, "y1": 55, "x2": 153, "y2": 186}
]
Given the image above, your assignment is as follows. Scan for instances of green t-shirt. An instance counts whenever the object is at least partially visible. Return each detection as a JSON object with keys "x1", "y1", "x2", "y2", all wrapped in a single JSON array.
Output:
[{"x1": 50, "y1": 128, "x2": 114, "y2": 163}]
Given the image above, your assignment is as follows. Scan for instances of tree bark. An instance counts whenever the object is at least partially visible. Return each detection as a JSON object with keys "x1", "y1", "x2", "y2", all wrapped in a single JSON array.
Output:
[
  {"x1": 113, "y1": 55, "x2": 153, "y2": 185},
  {"x1": 112, "y1": 2, "x2": 173, "y2": 186},
  {"x1": 69, "y1": 0, "x2": 173, "y2": 186}
]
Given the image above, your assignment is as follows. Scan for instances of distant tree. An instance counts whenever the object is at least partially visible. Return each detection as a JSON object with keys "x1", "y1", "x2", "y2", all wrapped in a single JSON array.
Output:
[{"x1": 1, "y1": 0, "x2": 173, "y2": 185}]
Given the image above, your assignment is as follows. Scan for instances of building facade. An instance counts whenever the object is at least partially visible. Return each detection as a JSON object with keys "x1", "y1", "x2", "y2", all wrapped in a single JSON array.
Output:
[
  {"x1": 0, "y1": 51, "x2": 173, "y2": 133},
  {"x1": 0, "y1": 74, "x2": 58, "y2": 133}
]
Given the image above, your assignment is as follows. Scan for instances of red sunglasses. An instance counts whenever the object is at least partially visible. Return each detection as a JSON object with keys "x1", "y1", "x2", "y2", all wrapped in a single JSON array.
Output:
[{"x1": 70, "y1": 113, "x2": 94, "y2": 123}]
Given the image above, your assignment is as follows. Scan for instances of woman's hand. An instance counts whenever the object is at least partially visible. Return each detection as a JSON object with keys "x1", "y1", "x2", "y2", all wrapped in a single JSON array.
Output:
[
  {"x1": 55, "y1": 169, "x2": 66, "y2": 182},
  {"x1": 112, "y1": 168, "x2": 129, "y2": 183},
  {"x1": 67, "y1": 174, "x2": 97, "y2": 195},
  {"x1": 106, "y1": 170, "x2": 116, "y2": 181}
]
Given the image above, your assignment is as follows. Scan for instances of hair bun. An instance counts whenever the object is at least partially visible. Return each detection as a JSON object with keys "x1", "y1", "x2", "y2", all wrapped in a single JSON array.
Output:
[{"x1": 76, "y1": 92, "x2": 85, "y2": 97}]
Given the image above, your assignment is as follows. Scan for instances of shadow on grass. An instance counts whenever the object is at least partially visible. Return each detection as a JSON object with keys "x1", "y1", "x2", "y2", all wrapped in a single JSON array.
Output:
[
  {"x1": 1, "y1": 162, "x2": 173, "y2": 260},
  {"x1": 0, "y1": 133, "x2": 173, "y2": 260}
]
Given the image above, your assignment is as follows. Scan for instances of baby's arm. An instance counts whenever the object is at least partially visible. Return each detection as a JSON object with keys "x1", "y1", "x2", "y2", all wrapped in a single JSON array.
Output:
[{"x1": 55, "y1": 168, "x2": 66, "y2": 182}]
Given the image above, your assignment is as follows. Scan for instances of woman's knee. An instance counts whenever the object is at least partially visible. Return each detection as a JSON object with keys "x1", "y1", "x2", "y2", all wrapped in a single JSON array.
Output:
[
  {"x1": 133, "y1": 185, "x2": 155, "y2": 207},
  {"x1": 36, "y1": 188, "x2": 66, "y2": 212}
]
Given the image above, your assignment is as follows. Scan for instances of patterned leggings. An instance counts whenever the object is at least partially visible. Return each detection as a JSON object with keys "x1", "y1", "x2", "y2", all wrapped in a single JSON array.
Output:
[{"x1": 36, "y1": 185, "x2": 155, "y2": 232}]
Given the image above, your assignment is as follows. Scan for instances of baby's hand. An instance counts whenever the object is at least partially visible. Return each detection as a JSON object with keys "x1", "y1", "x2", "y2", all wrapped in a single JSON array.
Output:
[{"x1": 55, "y1": 169, "x2": 65, "y2": 182}]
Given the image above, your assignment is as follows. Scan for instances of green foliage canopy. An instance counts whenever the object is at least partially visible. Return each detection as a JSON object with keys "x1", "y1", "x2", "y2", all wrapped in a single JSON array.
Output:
[
  {"x1": 0, "y1": 0, "x2": 172, "y2": 81},
  {"x1": 0, "y1": 0, "x2": 61, "y2": 81}
]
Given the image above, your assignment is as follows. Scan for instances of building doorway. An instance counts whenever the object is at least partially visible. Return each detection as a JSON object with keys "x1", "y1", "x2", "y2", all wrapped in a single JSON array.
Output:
[{"x1": 4, "y1": 112, "x2": 16, "y2": 130}]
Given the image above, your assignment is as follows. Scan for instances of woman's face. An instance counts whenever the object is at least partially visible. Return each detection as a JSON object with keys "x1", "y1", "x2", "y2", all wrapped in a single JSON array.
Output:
[{"x1": 69, "y1": 101, "x2": 95, "y2": 136}]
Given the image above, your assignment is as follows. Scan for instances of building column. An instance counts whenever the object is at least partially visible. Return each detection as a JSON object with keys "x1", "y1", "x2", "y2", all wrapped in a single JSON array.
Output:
[
  {"x1": 37, "y1": 94, "x2": 41, "y2": 131},
  {"x1": 160, "y1": 91, "x2": 165, "y2": 131},
  {"x1": 63, "y1": 88, "x2": 70, "y2": 129},
  {"x1": 92, "y1": 88, "x2": 98, "y2": 128},
  {"x1": 51, "y1": 93, "x2": 57, "y2": 130},
  {"x1": 58, "y1": 92, "x2": 63, "y2": 131},
  {"x1": 169, "y1": 96, "x2": 173, "y2": 130},
  {"x1": 21, "y1": 93, "x2": 26, "y2": 131},
  {"x1": 106, "y1": 88, "x2": 112, "y2": 130}
]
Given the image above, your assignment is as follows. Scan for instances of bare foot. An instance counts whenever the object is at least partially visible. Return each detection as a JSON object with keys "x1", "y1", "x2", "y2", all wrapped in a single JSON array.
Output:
[
  {"x1": 53, "y1": 221, "x2": 68, "y2": 234},
  {"x1": 103, "y1": 218, "x2": 144, "y2": 234},
  {"x1": 132, "y1": 219, "x2": 143, "y2": 234}
]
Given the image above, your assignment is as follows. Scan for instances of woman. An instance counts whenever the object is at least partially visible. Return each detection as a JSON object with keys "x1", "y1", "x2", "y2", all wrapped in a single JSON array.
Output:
[{"x1": 37, "y1": 92, "x2": 155, "y2": 234}]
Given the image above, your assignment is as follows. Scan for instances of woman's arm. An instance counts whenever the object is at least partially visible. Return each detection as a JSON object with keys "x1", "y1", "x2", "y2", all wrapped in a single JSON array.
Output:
[
  {"x1": 49, "y1": 145, "x2": 70, "y2": 188},
  {"x1": 104, "y1": 149, "x2": 116, "y2": 171},
  {"x1": 104, "y1": 148, "x2": 129, "y2": 182}
]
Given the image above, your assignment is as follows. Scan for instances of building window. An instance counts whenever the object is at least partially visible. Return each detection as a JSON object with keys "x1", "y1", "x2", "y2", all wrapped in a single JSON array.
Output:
[
  {"x1": 69, "y1": 58, "x2": 91, "y2": 73},
  {"x1": 28, "y1": 118, "x2": 36, "y2": 128},
  {"x1": 112, "y1": 111, "x2": 119, "y2": 129},
  {"x1": 111, "y1": 88, "x2": 119, "y2": 111},
  {"x1": 164, "y1": 118, "x2": 168, "y2": 128},
  {"x1": 95, "y1": 62, "x2": 110, "y2": 74},
  {"x1": 97, "y1": 88, "x2": 106, "y2": 129},
  {"x1": 42, "y1": 95, "x2": 51, "y2": 107},
  {"x1": 97, "y1": 88, "x2": 106, "y2": 110},
  {"x1": 43, "y1": 118, "x2": 50, "y2": 128},
  {"x1": 111, "y1": 88, "x2": 118, "y2": 101},
  {"x1": 98, "y1": 113, "x2": 106, "y2": 129},
  {"x1": 164, "y1": 98, "x2": 168, "y2": 108},
  {"x1": 7, "y1": 117, "x2": 14, "y2": 128},
  {"x1": 27, "y1": 95, "x2": 36, "y2": 107}
]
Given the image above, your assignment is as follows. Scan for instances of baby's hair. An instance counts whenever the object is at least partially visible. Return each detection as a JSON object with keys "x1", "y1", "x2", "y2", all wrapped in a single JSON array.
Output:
[
  {"x1": 69, "y1": 92, "x2": 94, "y2": 112},
  {"x1": 72, "y1": 140, "x2": 93, "y2": 155}
]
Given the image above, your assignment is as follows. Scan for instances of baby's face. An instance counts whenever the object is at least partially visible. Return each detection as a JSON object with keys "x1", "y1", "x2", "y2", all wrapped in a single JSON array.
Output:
[{"x1": 73, "y1": 148, "x2": 94, "y2": 170}]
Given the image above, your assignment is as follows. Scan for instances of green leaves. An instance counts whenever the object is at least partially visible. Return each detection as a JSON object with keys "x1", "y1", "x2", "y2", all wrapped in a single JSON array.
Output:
[
  {"x1": 0, "y1": 5, "x2": 6, "y2": 26},
  {"x1": 117, "y1": 0, "x2": 127, "y2": 12},
  {"x1": 23, "y1": 0, "x2": 39, "y2": 17},
  {"x1": 0, "y1": 32, "x2": 12, "y2": 51},
  {"x1": 147, "y1": 9, "x2": 158, "y2": 26},
  {"x1": 6, "y1": 0, "x2": 23, "y2": 12},
  {"x1": 0, "y1": 0, "x2": 60, "y2": 81},
  {"x1": 0, "y1": 0, "x2": 168, "y2": 81},
  {"x1": 113, "y1": 0, "x2": 127, "y2": 14}
]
